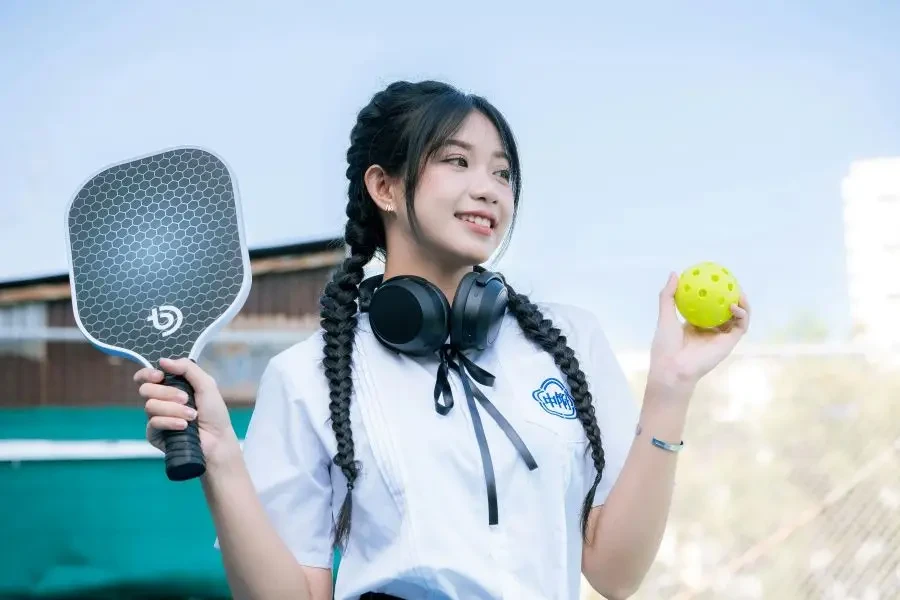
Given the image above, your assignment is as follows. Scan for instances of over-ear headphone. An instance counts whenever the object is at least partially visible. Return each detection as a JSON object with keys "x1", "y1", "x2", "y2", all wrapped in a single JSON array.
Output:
[{"x1": 359, "y1": 267, "x2": 508, "y2": 356}]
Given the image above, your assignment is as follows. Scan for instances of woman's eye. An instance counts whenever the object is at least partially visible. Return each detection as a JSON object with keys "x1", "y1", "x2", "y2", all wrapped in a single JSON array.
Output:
[
  {"x1": 444, "y1": 156, "x2": 467, "y2": 167},
  {"x1": 496, "y1": 169, "x2": 511, "y2": 182}
]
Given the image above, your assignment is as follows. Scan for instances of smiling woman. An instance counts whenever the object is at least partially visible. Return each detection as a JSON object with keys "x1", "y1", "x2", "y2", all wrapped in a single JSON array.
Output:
[{"x1": 135, "y1": 80, "x2": 750, "y2": 600}]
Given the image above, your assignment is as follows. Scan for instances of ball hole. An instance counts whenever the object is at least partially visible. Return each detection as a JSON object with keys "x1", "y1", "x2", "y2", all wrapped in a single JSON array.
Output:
[
  {"x1": 711, "y1": 274, "x2": 720, "y2": 282},
  {"x1": 728, "y1": 283, "x2": 734, "y2": 291},
  {"x1": 684, "y1": 284, "x2": 691, "y2": 292},
  {"x1": 718, "y1": 297, "x2": 725, "y2": 304},
  {"x1": 699, "y1": 289, "x2": 708, "y2": 297},
  {"x1": 722, "y1": 268, "x2": 730, "y2": 274},
  {"x1": 693, "y1": 269, "x2": 700, "y2": 276}
]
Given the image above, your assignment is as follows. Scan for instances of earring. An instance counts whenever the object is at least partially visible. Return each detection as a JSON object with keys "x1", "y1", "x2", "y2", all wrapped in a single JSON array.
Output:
[{"x1": 384, "y1": 204, "x2": 394, "y2": 213}]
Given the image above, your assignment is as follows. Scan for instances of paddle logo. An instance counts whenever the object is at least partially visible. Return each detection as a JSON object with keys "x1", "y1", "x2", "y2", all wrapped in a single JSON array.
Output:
[
  {"x1": 531, "y1": 377, "x2": 577, "y2": 419},
  {"x1": 147, "y1": 305, "x2": 183, "y2": 337}
]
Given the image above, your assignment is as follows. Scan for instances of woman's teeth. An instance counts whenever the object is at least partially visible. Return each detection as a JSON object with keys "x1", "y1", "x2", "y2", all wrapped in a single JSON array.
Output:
[{"x1": 458, "y1": 214, "x2": 491, "y2": 228}]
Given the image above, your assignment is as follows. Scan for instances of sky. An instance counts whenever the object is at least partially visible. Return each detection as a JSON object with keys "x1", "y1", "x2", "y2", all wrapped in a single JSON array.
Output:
[{"x1": 1, "y1": 1, "x2": 898, "y2": 349}]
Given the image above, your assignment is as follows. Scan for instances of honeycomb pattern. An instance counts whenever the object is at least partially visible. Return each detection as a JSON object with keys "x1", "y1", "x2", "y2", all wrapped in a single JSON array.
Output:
[{"x1": 68, "y1": 148, "x2": 245, "y2": 364}]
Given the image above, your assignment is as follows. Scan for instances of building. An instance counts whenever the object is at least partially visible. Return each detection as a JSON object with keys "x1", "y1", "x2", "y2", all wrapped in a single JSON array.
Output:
[
  {"x1": 0, "y1": 237, "x2": 343, "y2": 407},
  {"x1": 0, "y1": 237, "x2": 344, "y2": 598},
  {"x1": 841, "y1": 157, "x2": 900, "y2": 349}
]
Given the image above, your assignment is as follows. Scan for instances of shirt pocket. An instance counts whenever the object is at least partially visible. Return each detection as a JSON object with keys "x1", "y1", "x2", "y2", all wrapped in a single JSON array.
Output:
[
  {"x1": 515, "y1": 358, "x2": 589, "y2": 445},
  {"x1": 502, "y1": 356, "x2": 590, "y2": 487},
  {"x1": 497, "y1": 356, "x2": 589, "y2": 582}
]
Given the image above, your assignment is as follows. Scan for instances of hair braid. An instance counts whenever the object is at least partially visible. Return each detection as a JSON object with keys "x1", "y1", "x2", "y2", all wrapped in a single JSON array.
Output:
[
  {"x1": 505, "y1": 283, "x2": 606, "y2": 540},
  {"x1": 320, "y1": 178, "x2": 378, "y2": 549}
]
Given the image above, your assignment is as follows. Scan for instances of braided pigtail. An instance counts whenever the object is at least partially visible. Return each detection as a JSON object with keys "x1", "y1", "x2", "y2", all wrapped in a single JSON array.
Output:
[
  {"x1": 321, "y1": 115, "x2": 384, "y2": 548},
  {"x1": 320, "y1": 215, "x2": 375, "y2": 549},
  {"x1": 506, "y1": 283, "x2": 606, "y2": 541}
]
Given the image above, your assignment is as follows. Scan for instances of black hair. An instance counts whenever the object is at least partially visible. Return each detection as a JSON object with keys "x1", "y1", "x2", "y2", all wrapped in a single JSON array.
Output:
[{"x1": 320, "y1": 80, "x2": 605, "y2": 549}]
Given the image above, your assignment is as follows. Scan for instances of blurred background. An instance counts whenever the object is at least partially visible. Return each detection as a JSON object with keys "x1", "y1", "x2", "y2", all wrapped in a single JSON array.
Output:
[{"x1": 1, "y1": 1, "x2": 898, "y2": 598}]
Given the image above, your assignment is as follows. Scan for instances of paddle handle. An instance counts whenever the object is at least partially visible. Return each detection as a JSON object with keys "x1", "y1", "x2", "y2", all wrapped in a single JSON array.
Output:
[{"x1": 161, "y1": 373, "x2": 206, "y2": 481}]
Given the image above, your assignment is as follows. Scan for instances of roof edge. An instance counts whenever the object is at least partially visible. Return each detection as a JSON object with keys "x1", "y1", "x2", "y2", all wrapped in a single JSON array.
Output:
[{"x1": 0, "y1": 237, "x2": 346, "y2": 291}]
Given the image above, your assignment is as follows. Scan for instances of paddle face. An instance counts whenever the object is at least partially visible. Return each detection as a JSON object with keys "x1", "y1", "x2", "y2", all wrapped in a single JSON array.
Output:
[
  {"x1": 65, "y1": 147, "x2": 251, "y2": 368},
  {"x1": 65, "y1": 147, "x2": 251, "y2": 481}
]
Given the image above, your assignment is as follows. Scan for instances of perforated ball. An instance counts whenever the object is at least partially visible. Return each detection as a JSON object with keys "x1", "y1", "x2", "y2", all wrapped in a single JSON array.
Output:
[{"x1": 674, "y1": 262, "x2": 741, "y2": 329}]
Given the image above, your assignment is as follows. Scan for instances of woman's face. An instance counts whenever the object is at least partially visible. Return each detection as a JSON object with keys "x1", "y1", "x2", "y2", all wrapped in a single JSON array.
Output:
[{"x1": 393, "y1": 110, "x2": 515, "y2": 268}]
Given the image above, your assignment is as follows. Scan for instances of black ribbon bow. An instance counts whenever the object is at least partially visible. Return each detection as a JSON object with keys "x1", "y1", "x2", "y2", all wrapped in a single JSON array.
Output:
[{"x1": 433, "y1": 344, "x2": 538, "y2": 526}]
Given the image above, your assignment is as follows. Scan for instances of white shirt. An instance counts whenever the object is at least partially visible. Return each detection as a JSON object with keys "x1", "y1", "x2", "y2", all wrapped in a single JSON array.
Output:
[{"x1": 234, "y1": 302, "x2": 640, "y2": 599}]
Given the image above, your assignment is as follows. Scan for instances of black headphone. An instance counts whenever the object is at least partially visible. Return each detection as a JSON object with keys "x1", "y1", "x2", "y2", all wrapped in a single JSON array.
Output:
[{"x1": 359, "y1": 267, "x2": 508, "y2": 356}]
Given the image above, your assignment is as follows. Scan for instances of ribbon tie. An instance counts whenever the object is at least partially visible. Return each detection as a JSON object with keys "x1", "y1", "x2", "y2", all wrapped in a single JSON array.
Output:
[{"x1": 433, "y1": 344, "x2": 538, "y2": 526}]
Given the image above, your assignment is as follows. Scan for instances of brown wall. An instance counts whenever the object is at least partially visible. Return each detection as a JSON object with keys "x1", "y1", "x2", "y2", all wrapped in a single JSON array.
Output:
[{"x1": 0, "y1": 266, "x2": 333, "y2": 408}]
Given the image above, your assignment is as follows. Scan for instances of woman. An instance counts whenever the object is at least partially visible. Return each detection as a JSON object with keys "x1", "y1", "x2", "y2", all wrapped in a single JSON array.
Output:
[{"x1": 135, "y1": 80, "x2": 750, "y2": 600}]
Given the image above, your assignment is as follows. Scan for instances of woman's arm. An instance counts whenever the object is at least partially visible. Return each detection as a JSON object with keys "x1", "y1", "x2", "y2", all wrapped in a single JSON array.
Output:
[
  {"x1": 581, "y1": 275, "x2": 750, "y2": 598},
  {"x1": 203, "y1": 436, "x2": 333, "y2": 600},
  {"x1": 581, "y1": 378, "x2": 692, "y2": 599},
  {"x1": 139, "y1": 357, "x2": 336, "y2": 600}
]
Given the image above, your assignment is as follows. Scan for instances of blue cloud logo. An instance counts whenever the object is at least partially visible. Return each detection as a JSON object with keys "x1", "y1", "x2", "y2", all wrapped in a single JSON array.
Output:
[{"x1": 532, "y1": 377, "x2": 577, "y2": 419}]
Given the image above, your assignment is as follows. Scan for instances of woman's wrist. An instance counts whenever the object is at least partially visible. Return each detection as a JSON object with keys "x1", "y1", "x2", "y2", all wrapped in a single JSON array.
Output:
[
  {"x1": 638, "y1": 374, "x2": 694, "y2": 447},
  {"x1": 203, "y1": 430, "x2": 243, "y2": 476},
  {"x1": 645, "y1": 366, "x2": 696, "y2": 403}
]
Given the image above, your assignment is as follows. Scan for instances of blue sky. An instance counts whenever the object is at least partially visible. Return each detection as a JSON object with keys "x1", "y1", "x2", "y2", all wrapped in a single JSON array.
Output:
[{"x1": 1, "y1": 1, "x2": 898, "y2": 349}]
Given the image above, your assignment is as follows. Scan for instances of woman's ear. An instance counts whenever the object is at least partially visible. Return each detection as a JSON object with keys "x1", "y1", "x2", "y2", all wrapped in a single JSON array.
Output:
[{"x1": 364, "y1": 165, "x2": 399, "y2": 214}]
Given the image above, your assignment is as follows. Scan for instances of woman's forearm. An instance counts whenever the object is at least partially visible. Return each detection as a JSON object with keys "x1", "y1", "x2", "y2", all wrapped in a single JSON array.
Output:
[
  {"x1": 583, "y1": 377, "x2": 694, "y2": 598},
  {"x1": 201, "y1": 437, "x2": 317, "y2": 600}
]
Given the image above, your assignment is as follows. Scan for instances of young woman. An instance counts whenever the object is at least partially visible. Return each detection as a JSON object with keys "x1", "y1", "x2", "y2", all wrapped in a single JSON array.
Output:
[{"x1": 136, "y1": 80, "x2": 750, "y2": 600}]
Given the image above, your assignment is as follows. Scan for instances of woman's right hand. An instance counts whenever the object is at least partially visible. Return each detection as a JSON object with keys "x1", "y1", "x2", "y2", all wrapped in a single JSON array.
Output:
[{"x1": 135, "y1": 357, "x2": 238, "y2": 466}]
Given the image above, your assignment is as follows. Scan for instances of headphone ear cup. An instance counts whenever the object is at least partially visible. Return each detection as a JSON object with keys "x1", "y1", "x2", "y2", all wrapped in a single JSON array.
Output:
[
  {"x1": 451, "y1": 271, "x2": 508, "y2": 351},
  {"x1": 368, "y1": 276, "x2": 451, "y2": 356},
  {"x1": 450, "y1": 272, "x2": 477, "y2": 349}
]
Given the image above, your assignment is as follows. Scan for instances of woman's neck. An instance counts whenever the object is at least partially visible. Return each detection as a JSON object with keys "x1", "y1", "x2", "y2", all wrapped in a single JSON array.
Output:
[{"x1": 382, "y1": 253, "x2": 473, "y2": 305}]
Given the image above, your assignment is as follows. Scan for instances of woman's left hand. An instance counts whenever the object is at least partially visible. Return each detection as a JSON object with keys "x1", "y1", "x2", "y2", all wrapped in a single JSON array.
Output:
[{"x1": 648, "y1": 272, "x2": 751, "y2": 388}]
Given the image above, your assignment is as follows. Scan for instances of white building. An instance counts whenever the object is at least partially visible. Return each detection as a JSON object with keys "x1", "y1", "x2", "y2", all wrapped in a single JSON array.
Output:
[{"x1": 842, "y1": 157, "x2": 900, "y2": 349}]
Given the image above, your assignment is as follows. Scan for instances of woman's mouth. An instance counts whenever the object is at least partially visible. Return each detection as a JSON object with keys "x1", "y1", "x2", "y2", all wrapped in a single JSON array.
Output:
[{"x1": 455, "y1": 212, "x2": 495, "y2": 236}]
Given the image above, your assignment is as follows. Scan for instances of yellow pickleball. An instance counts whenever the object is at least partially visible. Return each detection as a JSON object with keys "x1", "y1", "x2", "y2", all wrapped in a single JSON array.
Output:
[{"x1": 674, "y1": 261, "x2": 741, "y2": 328}]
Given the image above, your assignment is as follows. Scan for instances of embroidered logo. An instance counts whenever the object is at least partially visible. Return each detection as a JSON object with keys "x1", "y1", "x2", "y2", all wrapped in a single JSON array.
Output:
[{"x1": 532, "y1": 377, "x2": 577, "y2": 419}]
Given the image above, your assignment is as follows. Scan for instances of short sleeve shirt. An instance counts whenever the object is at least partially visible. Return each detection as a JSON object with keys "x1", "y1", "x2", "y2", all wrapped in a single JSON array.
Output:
[{"x1": 233, "y1": 303, "x2": 640, "y2": 599}]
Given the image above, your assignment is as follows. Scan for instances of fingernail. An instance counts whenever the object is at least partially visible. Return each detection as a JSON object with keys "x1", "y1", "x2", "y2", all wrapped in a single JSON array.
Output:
[
  {"x1": 179, "y1": 392, "x2": 189, "y2": 402},
  {"x1": 185, "y1": 408, "x2": 197, "y2": 420}
]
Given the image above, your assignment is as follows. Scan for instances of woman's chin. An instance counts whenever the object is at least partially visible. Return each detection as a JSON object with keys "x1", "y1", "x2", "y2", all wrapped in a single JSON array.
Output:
[
  {"x1": 446, "y1": 246, "x2": 496, "y2": 268},
  {"x1": 420, "y1": 231, "x2": 500, "y2": 269}
]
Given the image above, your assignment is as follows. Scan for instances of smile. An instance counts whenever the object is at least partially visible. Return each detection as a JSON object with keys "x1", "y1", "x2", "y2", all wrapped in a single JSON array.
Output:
[{"x1": 455, "y1": 212, "x2": 496, "y2": 230}]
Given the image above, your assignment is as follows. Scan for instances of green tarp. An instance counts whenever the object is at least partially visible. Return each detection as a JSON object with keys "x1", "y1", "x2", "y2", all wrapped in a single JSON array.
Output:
[{"x1": 0, "y1": 407, "x2": 340, "y2": 599}]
